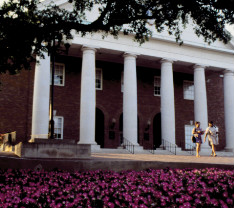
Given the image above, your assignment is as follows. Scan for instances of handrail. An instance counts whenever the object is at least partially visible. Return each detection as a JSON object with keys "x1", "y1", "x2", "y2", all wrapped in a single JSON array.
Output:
[
  {"x1": 161, "y1": 139, "x2": 177, "y2": 155},
  {"x1": 123, "y1": 137, "x2": 134, "y2": 154},
  {"x1": 184, "y1": 143, "x2": 196, "y2": 155},
  {"x1": 1, "y1": 131, "x2": 16, "y2": 145},
  {"x1": 146, "y1": 144, "x2": 156, "y2": 154}
]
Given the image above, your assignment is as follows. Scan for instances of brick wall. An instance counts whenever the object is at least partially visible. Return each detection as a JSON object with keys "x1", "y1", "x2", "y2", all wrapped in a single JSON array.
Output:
[
  {"x1": 0, "y1": 67, "x2": 34, "y2": 142},
  {"x1": 0, "y1": 56, "x2": 225, "y2": 150}
]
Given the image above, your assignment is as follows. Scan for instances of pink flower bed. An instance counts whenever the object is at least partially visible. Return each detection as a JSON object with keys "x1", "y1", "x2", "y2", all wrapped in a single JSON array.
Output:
[{"x1": 0, "y1": 168, "x2": 233, "y2": 208}]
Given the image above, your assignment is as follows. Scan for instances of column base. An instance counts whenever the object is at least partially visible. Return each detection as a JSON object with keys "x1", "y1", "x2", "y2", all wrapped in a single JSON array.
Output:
[
  {"x1": 77, "y1": 141, "x2": 100, "y2": 152},
  {"x1": 90, "y1": 144, "x2": 101, "y2": 151},
  {"x1": 224, "y1": 147, "x2": 234, "y2": 152},
  {"x1": 29, "y1": 138, "x2": 46, "y2": 143},
  {"x1": 133, "y1": 145, "x2": 145, "y2": 153},
  {"x1": 30, "y1": 134, "x2": 48, "y2": 142}
]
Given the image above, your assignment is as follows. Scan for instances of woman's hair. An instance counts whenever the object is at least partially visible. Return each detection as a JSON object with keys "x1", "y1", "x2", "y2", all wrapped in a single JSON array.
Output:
[
  {"x1": 195, "y1": 121, "x2": 200, "y2": 125},
  {"x1": 209, "y1": 121, "x2": 214, "y2": 125}
]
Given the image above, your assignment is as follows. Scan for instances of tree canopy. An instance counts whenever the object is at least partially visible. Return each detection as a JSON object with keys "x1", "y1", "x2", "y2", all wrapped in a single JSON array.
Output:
[{"x1": 0, "y1": 0, "x2": 234, "y2": 74}]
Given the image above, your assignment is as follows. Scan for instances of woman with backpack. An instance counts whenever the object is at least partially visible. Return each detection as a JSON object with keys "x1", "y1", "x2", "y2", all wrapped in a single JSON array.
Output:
[{"x1": 192, "y1": 121, "x2": 205, "y2": 158}]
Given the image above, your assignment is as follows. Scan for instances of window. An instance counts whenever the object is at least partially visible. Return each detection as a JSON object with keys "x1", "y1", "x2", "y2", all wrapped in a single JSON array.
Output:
[
  {"x1": 51, "y1": 63, "x2": 65, "y2": 86},
  {"x1": 96, "y1": 68, "x2": 103, "y2": 90},
  {"x1": 154, "y1": 76, "x2": 161, "y2": 96},
  {"x1": 54, "y1": 116, "x2": 64, "y2": 139},
  {"x1": 185, "y1": 125, "x2": 195, "y2": 149},
  {"x1": 121, "y1": 71, "x2": 124, "y2": 92},
  {"x1": 183, "y1": 80, "x2": 194, "y2": 100}
]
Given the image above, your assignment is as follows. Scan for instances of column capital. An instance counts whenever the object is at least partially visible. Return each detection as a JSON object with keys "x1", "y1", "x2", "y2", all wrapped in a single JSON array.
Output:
[
  {"x1": 81, "y1": 45, "x2": 99, "y2": 52},
  {"x1": 160, "y1": 58, "x2": 175, "y2": 64},
  {"x1": 224, "y1": 69, "x2": 234, "y2": 75},
  {"x1": 193, "y1": 64, "x2": 207, "y2": 70},
  {"x1": 123, "y1": 52, "x2": 139, "y2": 58}
]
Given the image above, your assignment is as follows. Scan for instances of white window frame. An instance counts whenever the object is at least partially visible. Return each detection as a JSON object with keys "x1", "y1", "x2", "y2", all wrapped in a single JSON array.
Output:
[
  {"x1": 96, "y1": 68, "x2": 103, "y2": 90},
  {"x1": 154, "y1": 76, "x2": 161, "y2": 96},
  {"x1": 183, "y1": 80, "x2": 194, "y2": 100},
  {"x1": 50, "y1": 63, "x2": 65, "y2": 86},
  {"x1": 54, "y1": 116, "x2": 64, "y2": 140},
  {"x1": 185, "y1": 125, "x2": 195, "y2": 149}
]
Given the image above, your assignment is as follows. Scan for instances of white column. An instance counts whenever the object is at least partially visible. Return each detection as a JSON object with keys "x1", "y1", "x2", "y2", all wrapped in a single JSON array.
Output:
[
  {"x1": 78, "y1": 47, "x2": 97, "y2": 145},
  {"x1": 193, "y1": 65, "x2": 209, "y2": 148},
  {"x1": 160, "y1": 59, "x2": 176, "y2": 144},
  {"x1": 224, "y1": 70, "x2": 234, "y2": 151},
  {"x1": 123, "y1": 53, "x2": 138, "y2": 145},
  {"x1": 31, "y1": 53, "x2": 50, "y2": 140}
]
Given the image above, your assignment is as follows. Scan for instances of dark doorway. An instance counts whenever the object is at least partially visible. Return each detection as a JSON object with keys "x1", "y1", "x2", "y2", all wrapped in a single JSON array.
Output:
[
  {"x1": 153, "y1": 113, "x2": 161, "y2": 148},
  {"x1": 95, "y1": 108, "x2": 104, "y2": 148}
]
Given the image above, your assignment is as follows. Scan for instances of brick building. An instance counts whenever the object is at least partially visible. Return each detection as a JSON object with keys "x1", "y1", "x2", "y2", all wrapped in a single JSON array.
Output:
[{"x1": 1, "y1": 0, "x2": 234, "y2": 153}]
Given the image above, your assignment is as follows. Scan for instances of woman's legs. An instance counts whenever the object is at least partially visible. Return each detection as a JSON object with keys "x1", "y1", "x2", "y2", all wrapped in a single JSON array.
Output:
[
  {"x1": 211, "y1": 144, "x2": 217, "y2": 156},
  {"x1": 196, "y1": 143, "x2": 201, "y2": 157}
]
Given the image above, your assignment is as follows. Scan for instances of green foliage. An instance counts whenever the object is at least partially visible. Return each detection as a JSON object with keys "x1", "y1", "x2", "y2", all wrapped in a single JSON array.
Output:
[{"x1": 0, "y1": 0, "x2": 234, "y2": 74}]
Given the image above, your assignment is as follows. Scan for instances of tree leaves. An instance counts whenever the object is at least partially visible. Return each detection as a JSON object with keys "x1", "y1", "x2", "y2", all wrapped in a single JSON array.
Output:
[{"x1": 0, "y1": 0, "x2": 233, "y2": 74}]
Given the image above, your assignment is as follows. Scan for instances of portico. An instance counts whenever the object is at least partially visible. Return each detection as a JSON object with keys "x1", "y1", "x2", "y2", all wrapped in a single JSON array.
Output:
[{"x1": 30, "y1": 31, "x2": 234, "y2": 153}]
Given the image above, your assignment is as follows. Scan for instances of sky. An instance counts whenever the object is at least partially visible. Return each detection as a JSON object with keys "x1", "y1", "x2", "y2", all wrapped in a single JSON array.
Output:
[{"x1": 0, "y1": 0, "x2": 234, "y2": 37}]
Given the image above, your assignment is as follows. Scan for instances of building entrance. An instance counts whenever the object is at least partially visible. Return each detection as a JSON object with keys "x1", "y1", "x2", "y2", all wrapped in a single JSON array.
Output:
[
  {"x1": 95, "y1": 108, "x2": 104, "y2": 148},
  {"x1": 153, "y1": 113, "x2": 161, "y2": 148}
]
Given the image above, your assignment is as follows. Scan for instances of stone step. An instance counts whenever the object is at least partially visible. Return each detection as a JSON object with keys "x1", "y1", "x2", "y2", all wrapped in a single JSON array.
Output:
[{"x1": 92, "y1": 148, "x2": 130, "y2": 154}]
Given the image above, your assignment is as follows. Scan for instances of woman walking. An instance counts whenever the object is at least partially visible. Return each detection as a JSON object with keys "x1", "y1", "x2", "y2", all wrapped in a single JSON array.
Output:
[
  {"x1": 192, "y1": 121, "x2": 204, "y2": 158},
  {"x1": 204, "y1": 121, "x2": 218, "y2": 157}
]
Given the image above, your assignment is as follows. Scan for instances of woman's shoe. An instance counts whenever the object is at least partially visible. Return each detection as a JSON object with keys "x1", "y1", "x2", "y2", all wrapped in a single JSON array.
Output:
[{"x1": 213, "y1": 154, "x2": 217, "y2": 157}]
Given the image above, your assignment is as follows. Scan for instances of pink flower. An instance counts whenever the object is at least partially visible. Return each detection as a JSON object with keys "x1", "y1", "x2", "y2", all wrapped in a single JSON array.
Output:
[
  {"x1": 226, "y1": 198, "x2": 233, "y2": 205},
  {"x1": 223, "y1": 191, "x2": 228, "y2": 198},
  {"x1": 195, "y1": 199, "x2": 202, "y2": 204}
]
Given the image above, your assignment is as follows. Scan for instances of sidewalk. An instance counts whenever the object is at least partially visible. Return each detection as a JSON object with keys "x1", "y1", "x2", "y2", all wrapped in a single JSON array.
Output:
[{"x1": 0, "y1": 150, "x2": 233, "y2": 172}]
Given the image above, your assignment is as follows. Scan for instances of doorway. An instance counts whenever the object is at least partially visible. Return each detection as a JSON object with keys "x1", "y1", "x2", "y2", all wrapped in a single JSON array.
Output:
[
  {"x1": 153, "y1": 113, "x2": 161, "y2": 148},
  {"x1": 95, "y1": 108, "x2": 105, "y2": 148}
]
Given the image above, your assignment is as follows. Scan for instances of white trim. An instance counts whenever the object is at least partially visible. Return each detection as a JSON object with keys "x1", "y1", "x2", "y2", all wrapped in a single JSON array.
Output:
[
  {"x1": 151, "y1": 33, "x2": 234, "y2": 55},
  {"x1": 39, "y1": 0, "x2": 68, "y2": 7}
]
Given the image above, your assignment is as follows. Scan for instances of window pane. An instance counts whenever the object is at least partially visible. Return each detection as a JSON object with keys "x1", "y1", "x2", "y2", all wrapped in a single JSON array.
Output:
[
  {"x1": 121, "y1": 71, "x2": 124, "y2": 92},
  {"x1": 96, "y1": 68, "x2": 102, "y2": 90},
  {"x1": 154, "y1": 76, "x2": 161, "y2": 96},
  {"x1": 185, "y1": 125, "x2": 195, "y2": 149},
  {"x1": 51, "y1": 63, "x2": 65, "y2": 86},
  {"x1": 184, "y1": 81, "x2": 194, "y2": 100},
  {"x1": 54, "y1": 117, "x2": 63, "y2": 139}
]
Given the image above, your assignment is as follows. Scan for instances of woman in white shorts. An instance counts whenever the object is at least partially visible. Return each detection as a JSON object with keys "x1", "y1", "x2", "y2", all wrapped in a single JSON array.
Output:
[{"x1": 204, "y1": 121, "x2": 218, "y2": 157}]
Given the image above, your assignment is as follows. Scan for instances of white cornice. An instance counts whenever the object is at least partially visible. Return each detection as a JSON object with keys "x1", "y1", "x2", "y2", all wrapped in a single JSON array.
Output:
[
  {"x1": 151, "y1": 33, "x2": 234, "y2": 55},
  {"x1": 39, "y1": 0, "x2": 68, "y2": 7}
]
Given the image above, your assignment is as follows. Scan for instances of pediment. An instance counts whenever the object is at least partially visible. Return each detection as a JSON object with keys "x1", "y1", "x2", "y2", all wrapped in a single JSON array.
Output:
[{"x1": 149, "y1": 22, "x2": 234, "y2": 52}]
